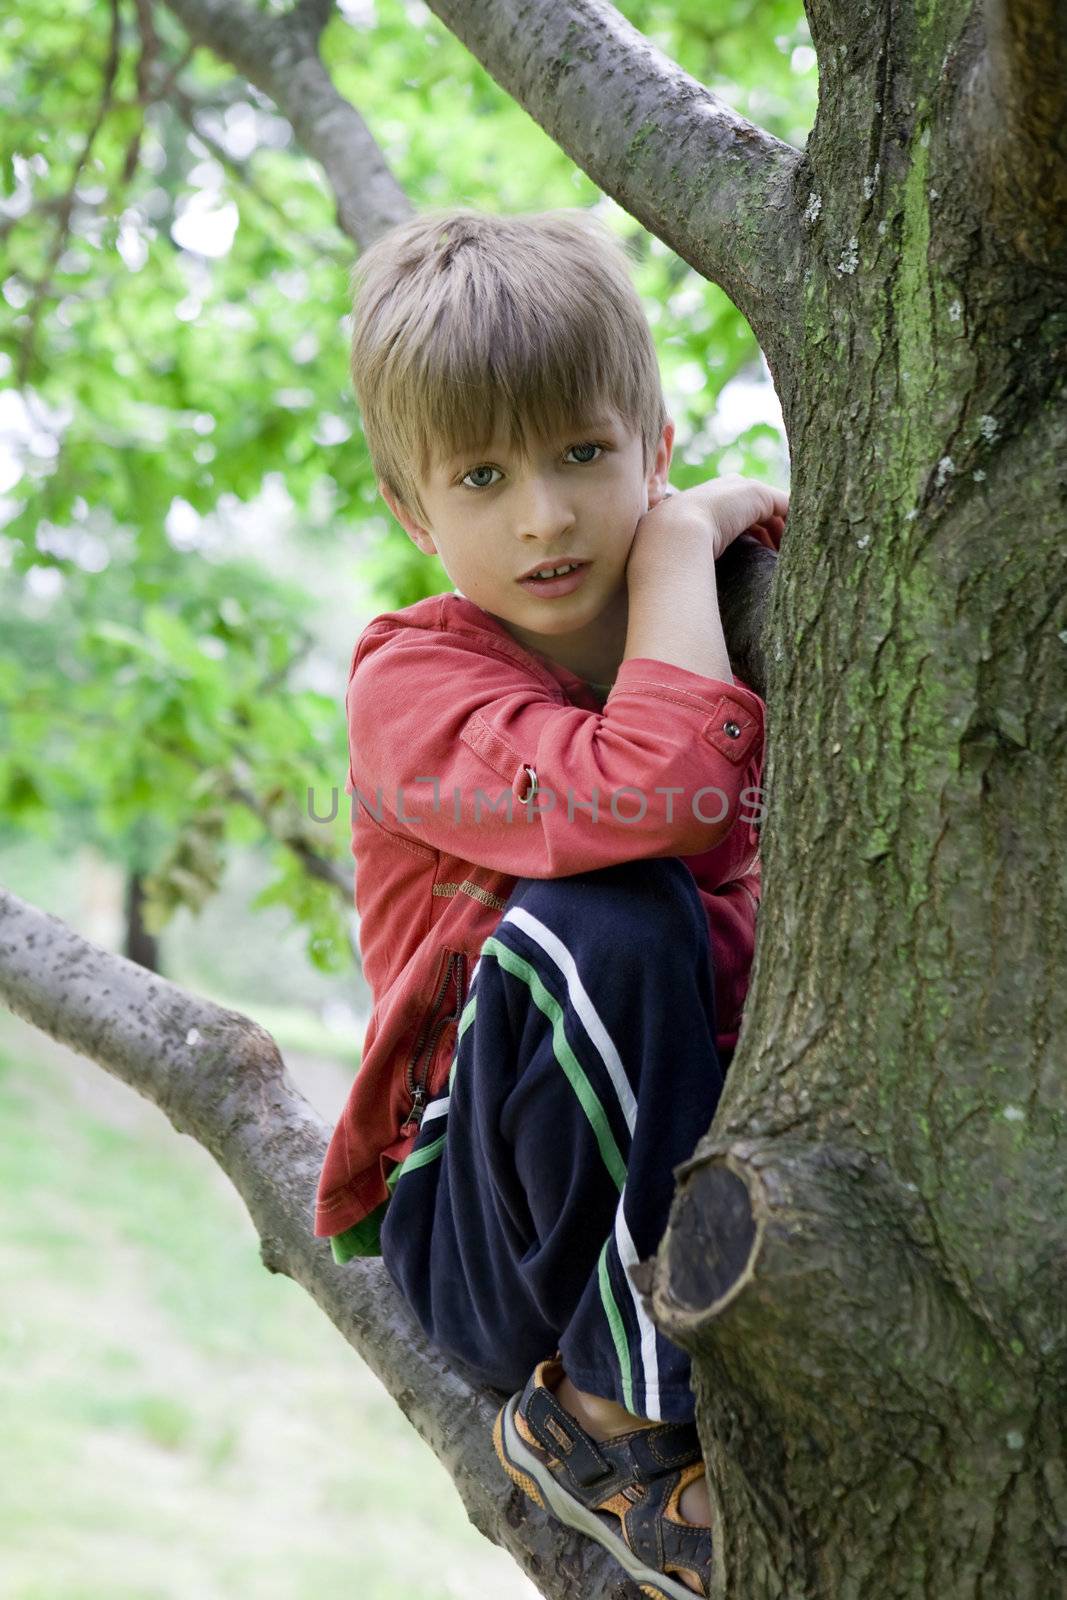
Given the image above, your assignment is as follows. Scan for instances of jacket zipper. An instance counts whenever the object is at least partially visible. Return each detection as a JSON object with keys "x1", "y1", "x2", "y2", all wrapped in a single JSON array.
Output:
[{"x1": 401, "y1": 950, "x2": 468, "y2": 1136}]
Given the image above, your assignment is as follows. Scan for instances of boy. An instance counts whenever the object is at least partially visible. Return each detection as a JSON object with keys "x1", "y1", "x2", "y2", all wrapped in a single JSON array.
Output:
[{"x1": 314, "y1": 208, "x2": 787, "y2": 1600}]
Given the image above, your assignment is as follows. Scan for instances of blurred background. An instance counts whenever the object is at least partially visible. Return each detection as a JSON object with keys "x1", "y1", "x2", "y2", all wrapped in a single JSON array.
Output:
[{"x1": 0, "y1": 0, "x2": 813, "y2": 1593}]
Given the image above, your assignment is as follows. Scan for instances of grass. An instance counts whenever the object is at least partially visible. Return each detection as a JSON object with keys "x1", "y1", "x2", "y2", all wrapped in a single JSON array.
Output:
[{"x1": 0, "y1": 1011, "x2": 536, "y2": 1600}]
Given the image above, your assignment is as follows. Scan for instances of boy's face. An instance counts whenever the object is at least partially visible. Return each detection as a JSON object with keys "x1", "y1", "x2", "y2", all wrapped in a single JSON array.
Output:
[{"x1": 380, "y1": 412, "x2": 674, "y2": 680}]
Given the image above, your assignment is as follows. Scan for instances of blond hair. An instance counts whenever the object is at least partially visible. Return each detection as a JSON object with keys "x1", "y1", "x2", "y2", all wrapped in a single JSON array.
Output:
[{"x1": 349, "y1": 208, "x2": 667, "y2": 520}]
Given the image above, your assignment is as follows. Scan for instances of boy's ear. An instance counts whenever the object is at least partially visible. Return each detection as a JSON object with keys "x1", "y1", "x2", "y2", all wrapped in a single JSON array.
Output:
[
  {"x1": 645, "y1": 419, "x2": 676, "y2": 509},
  {"x1": 379, "y1": 480, "x2": 437, "y2": 556}
]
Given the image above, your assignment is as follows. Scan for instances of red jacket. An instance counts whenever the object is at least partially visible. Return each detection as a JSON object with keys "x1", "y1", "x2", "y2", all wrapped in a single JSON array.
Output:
[{"x1": 314, "y1": 592, "x2": 766, "y2": 1244}]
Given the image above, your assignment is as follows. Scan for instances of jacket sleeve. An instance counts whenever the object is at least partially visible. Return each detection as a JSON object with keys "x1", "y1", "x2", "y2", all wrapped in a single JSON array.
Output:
[{"x1": 345, "y1": 624, "x2": 765, "y2": 879}]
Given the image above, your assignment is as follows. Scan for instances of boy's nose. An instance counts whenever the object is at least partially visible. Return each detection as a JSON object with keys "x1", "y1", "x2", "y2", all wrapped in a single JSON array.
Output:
[{"x1": 511, "y1": 477, "x2": 576, "y2": 542}]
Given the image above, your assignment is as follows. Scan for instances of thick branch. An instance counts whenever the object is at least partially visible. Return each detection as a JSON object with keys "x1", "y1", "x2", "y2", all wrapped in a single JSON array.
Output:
[
  {"x1": 161, "y1": 0, "x2": 411, "y2": 246},
  {"x1": 714, "y1": 536, "x2": 778, "y2": 701},
  {"x1": 965, "y1": 0, "x2": 1067, "y2": 270},
  {"x1": 651, "y1": 1141, "x2": 1002, "y2": 1381},
  {"x1": 640, "y1": 1139, "x2": 1049, "y2": 1598},
  {"x1": 0, "y1": 885, "x2": 644, "y2": 1600},
  {"x1": 418, "y1": 0, "x2": 805, "y2": 361}
]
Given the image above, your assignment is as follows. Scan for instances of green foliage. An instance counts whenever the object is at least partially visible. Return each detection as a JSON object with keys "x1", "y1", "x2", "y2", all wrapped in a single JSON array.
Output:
[{"x1": 0, "y1": 0, "x2": 813, "y2": 963}]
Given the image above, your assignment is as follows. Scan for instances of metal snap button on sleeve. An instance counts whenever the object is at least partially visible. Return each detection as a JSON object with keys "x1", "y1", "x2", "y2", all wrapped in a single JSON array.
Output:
[{"x1": 723, "y1": 720, "x2": 742, "y2": 738}]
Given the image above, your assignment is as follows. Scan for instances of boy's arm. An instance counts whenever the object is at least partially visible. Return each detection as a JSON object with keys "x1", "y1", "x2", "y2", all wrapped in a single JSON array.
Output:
[
  {"x1": 625, "y1": 518, "x2": 732, "y2": 682},
  {"x1": 346, "y1": 623, "x2": 763, "y2": 879},
  {"x1": 623, "y1": 474, "x2": 788, "y2": 682}
]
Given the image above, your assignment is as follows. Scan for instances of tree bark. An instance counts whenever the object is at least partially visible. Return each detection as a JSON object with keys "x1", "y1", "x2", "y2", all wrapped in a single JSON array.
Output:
[
  {"x1": 639, "y1": 0, "x2": 1067, "y2": 1589},
  {"x1": 964, "y1": 0, "x2": 1067, "y2": 270}
]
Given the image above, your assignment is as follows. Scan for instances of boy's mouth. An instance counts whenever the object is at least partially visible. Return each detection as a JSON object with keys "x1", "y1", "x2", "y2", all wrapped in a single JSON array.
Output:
[{"x1": 517, "y1": 560, "x2": 591, "y2": 597}]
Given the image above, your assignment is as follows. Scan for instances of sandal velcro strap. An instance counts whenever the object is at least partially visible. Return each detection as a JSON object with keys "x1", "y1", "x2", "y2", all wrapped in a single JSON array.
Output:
[
  {"x1": 525, "y1": 1384, "x2": 614, "y2": 1486},
  {"x1": 626, "y1": 1470, "x2": 711, "y2": 1582},
  {"x1": 628, "y1": 1422, "x2": 703, "y2": 1476},
  {"x1": 525, "y1": 1380, "x2": 702, "y2": 1497}
]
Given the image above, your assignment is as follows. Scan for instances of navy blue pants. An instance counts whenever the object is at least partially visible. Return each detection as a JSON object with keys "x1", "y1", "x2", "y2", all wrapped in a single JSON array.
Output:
[{"x1": 379, "y1": 857, "x2": 728, "y2": 1424}]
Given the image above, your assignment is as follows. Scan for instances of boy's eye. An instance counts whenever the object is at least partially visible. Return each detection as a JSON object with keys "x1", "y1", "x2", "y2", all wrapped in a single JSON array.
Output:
[
  {"x1": 461, "y1": 464, "x2": 502, "y2": 490},
  {"x1": 459, "y1": 444, "x2": 602, "y2": 487},
  {"x1": 564, "y1": 443, "x2": 603, "y2": 465}
]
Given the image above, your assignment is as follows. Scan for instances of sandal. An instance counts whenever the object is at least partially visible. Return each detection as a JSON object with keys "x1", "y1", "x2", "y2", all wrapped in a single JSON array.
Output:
[{"x1": 493, "y1": 1354, "x2": 711, "y2": 1600}]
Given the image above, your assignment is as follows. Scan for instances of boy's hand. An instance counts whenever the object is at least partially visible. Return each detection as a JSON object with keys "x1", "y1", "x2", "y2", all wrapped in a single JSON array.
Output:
[{"x1": 632, "y1": 475, "x2": 789, "y2": 567}]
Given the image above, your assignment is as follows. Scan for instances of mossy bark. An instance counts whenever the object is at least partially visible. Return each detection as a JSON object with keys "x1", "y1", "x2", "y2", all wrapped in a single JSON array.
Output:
[{"x1": 647, "y1": 3, "x2": 1067, "y2": 1593}]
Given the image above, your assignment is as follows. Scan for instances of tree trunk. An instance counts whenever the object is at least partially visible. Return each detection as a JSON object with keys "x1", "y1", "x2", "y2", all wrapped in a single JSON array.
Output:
[
  {"x1": 123, "y1": 870, "x2": 161, "y2": 973},
  {"x1": 639, "y1": 3, "x2": 1067, "y2": 1592}
]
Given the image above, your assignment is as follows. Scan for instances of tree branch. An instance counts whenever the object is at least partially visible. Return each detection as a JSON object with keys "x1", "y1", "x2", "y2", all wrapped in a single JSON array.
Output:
[
  {"x1": 0, "y1": 885, "x2": 645, "y2": 1600},
  {"x1": 162, "y1": 74, "x2": 351, "y2": 264},
  {"x1": 160, "y1": 0, "x2": 411, "y2": 247},
  {"x1": 642, "y1": 1139, "x2": 1026, "y2": 1596},
  {"x1": 714, "y1": 536, "x2": 779, "y2": 701},
  {"x1": 965, "y1": 0, "x2": 1067, "y2": 271},
  {"x1": 417, "y1": 0, "x2": 805, "y2": 361}
]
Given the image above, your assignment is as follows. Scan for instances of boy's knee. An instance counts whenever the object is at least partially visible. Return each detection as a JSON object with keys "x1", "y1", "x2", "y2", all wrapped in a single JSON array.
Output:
[{"x1": 504, "y1": 857, "x2": 703, "y2": 952}]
